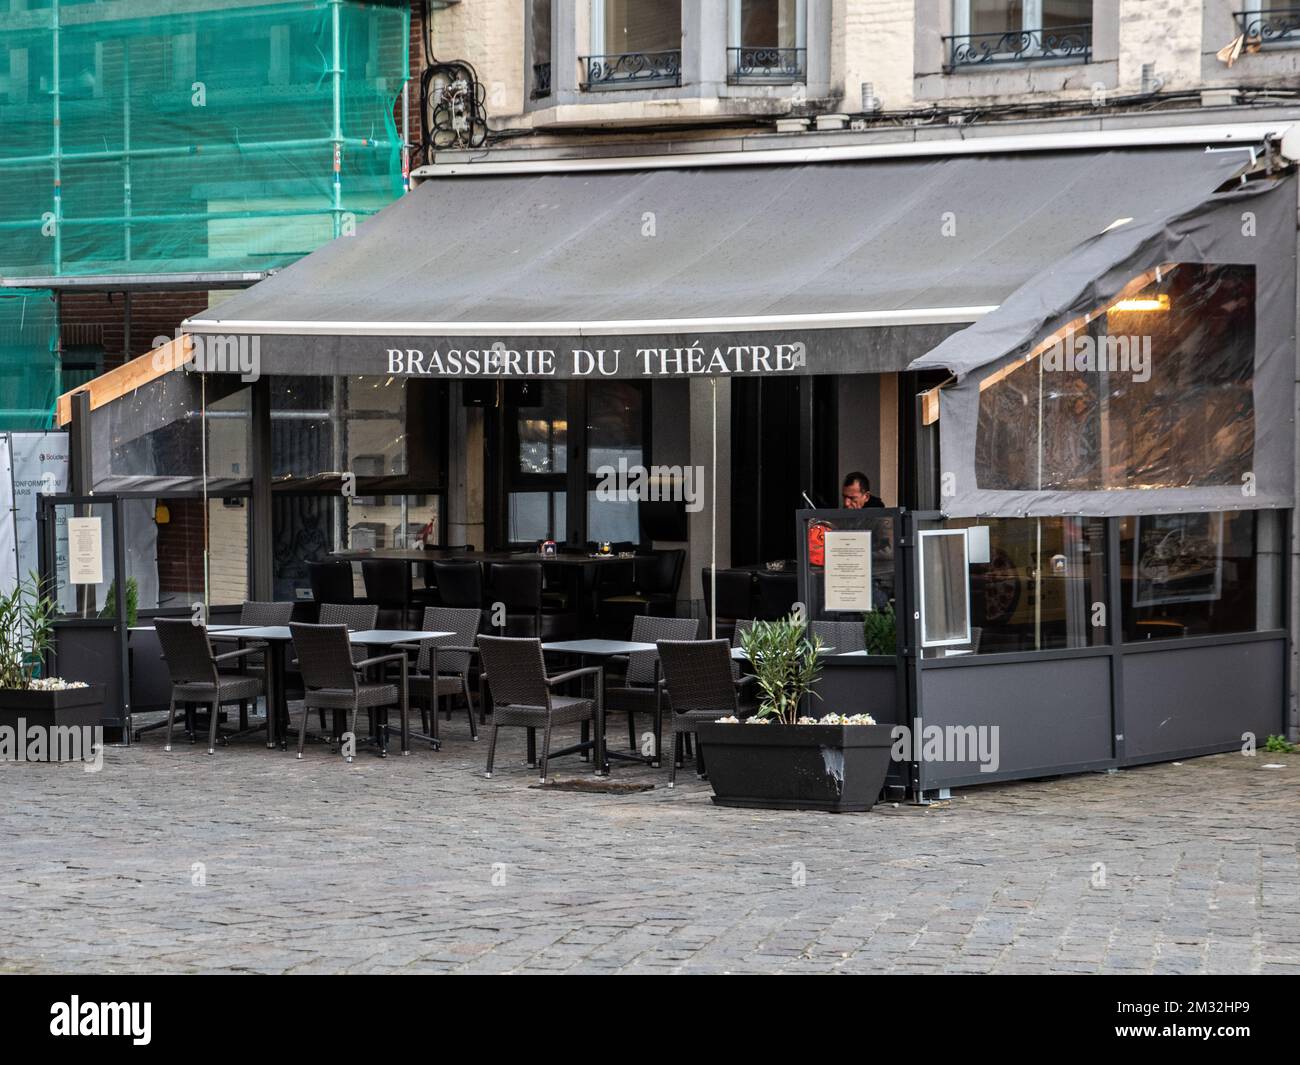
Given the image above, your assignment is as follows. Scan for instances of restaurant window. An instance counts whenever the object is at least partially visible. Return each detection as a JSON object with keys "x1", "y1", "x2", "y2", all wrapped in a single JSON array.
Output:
[
  {"x1": 976, "y1": 263, "x2": 1255, "y2": 494},
  {"x1": 950, "y1": 1, "x2": 1093, "y2": 67},
  {"x1": 500, "y1": 381, "x2": 647, "y2": 548},
  {"x1": 586, "y1": 380, "x2": 644, "y2": 547},
  {"x1": 930, "y1": 517, "x2": 1109, "y2": 657},
  {"x1": 1120, "y1": 509, "x2": 1284, "y2": 642},
  {"x1": 506, "y1": 382, "x2": 568, "y2": 544},
  {"x1": 585, "y1": 0, "x2": 681, "y2": 88},
  {"x1": 729, "y1": 0, "x2": 806, "y2": 83},
  {"x1": 529, "y1": 0, "x2": 552, "y2": 99}
]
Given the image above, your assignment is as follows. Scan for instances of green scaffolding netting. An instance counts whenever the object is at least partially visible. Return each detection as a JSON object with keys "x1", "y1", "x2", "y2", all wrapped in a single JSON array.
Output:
[
  {"x1": 0, "y1": 0, "x2": 411, "y2": 279},
  {"x1": 0, "y1": 289, "x2": 58, "y2": 430}
]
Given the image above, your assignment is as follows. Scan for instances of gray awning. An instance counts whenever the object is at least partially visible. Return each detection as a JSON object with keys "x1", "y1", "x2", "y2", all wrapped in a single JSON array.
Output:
[{"x1": 185, "y1": 146, "x2": 1252, "y2": 380}]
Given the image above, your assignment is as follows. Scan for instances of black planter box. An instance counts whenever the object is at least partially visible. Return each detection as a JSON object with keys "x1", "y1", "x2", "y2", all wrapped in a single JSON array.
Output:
[
  {"x1": 695, "y1": 721, "x2": 894, "y2": 813},
  {"x1": 0, "y1": 685, "x2": 107, "y2": 759}
]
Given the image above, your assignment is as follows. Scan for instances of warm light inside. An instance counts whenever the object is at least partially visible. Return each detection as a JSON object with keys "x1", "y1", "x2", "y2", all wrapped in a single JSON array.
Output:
[{"x1": 1110, "y1": 294, "x2": 1170, "y2": 313}]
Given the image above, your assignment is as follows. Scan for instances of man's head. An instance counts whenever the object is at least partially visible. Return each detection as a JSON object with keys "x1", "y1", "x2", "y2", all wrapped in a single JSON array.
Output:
[{"x1": 842, "y1": 472, "x2": 871, "y2": 509}]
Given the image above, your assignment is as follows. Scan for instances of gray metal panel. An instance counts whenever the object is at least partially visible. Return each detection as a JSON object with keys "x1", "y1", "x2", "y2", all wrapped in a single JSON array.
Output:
[
  {"x1": 1121, "y1": 637, "x2": 1286, "y2": 761},
  {"x1": 191, "y1": 147, "x2": 1246, "y2": 332},
  {"x1": 916, "y1": 654, "x2": 1114, "y2": 788}
]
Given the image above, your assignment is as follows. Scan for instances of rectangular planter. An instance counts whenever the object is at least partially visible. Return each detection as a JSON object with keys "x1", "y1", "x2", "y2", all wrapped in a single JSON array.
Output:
[
  {"x1": 695, "y1": 721, "x2": 894, "y2": 813},
  {"x1": 0, "y1": 685, "x2": 107, "y2": 760}
]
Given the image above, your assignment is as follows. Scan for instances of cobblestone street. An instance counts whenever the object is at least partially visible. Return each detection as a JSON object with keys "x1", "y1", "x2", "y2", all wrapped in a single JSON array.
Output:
[{"x1": 1, "y1": 716, "x2": 1298, "y2": 975}]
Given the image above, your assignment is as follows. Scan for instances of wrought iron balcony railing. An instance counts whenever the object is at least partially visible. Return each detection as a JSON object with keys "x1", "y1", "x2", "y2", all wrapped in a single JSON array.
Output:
[
  {"x1": 531, "y1": 61, "x2": 552, "y2": 99},
  {"x1": 943, "y1": 23, "x2": 1092, "y2": 71},
  {"x1": 727, "y1": 46, "x2": 807, "y2": 84},
  {"x1": 580, "y1": 49, "x2": 682, "y2": 90},
  {"x1": 1234, "y1": 7, "x2": 1300, "y2": 44}
]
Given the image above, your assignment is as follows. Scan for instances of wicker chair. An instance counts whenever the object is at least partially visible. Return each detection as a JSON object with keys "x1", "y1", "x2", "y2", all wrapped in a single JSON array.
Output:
[
  {"x1": 808, "y1": 619, "x2": 866, "y2": 655},
  {"x1": 656, "y1": 639, "x2": 741, "y2": 788},
  {"x1": 477, "y1": 635, "x2": 603, "y2": 783},
  {"x1": 289, "y1": 622, "x2": 410, "y2": 762},
  {"x1": 400, "y1": 606, "x2": 481, "y2": 741},
  {"x1": 211, "y1": 601, "x2": 293, "y2": 726},
  {"x1": 155, "y1": 618, "x2": 264, "y2": 756},
  {"x1": 603, "y1": 615, "x2": 699, "y2": 762}
]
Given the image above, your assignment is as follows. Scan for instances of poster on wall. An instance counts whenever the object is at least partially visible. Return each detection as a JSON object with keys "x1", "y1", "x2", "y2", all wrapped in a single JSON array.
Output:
[
  {"x1": 67, "y1": 516, "x2": 104, "y2": 585},
  {"x1": 1132, "y1": 512, "x2": 1225, "y2": 608},
  {"x1": 0, "y1": 435, "x2": 14, "y2": 590},
  {"x1": 7, "y1": 432, "x2": 71, "y2": 609}
]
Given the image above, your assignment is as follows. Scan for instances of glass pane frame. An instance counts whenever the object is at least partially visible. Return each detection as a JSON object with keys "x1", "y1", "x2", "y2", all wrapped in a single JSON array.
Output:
[{"x1": 918, "y1": 528, "x2": 973, "y2": 648}]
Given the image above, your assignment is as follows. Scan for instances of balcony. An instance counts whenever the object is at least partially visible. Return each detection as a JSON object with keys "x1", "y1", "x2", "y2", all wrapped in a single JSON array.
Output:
[
  {"x1": 580, "y1": 50, "x2": 682, "y2": 90},
  {"x1": 943, "y1": 24, "x2": 1092, "y2": 72},
  {"x1": 727, "y1": 46, "x2": 806, "y2": 85},
  {"x1": 1234, "y1": 7, "x2": 1300, "y2": 45},
  {"x1": 531, "y1": 61, "x2": 552, "y2": 100}
]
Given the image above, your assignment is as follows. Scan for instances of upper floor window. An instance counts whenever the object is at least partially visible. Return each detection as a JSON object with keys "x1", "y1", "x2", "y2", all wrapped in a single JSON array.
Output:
[
  {"x1": 530, "y1": 0, "x2": 552, "y2": 99},
  {"x1": 729, "y1": 0, "x2": 807, "y2": 84},
  {"x1": 583, "y1": 0, "x2": 682, "y2": 90},
  {"x1": 1236, "y1": 3, "x2": 1300, "y2": 48},
  {"x1": 947, "y1": 1, "x2": 1092, "y2": 71}
]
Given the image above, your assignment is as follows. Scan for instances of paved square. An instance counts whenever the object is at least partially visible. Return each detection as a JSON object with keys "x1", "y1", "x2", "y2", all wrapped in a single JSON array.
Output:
[{"x1": 1, "y1": 712, "x2": 1297, "y2": 974}]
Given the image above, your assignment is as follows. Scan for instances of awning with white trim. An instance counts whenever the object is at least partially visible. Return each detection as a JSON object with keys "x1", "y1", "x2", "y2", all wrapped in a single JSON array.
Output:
[{"x1": 184, "y1": 145, "x2": 1251, "y2": 380}]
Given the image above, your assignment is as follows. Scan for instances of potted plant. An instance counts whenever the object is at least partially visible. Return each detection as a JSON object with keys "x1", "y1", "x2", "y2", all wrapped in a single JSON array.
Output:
[
  {"x1": 695, "y1": 615, "x2": 894, "y2": 812},
  {"x1": 0, "y1": 575, "x2": 104, "y2": 746}
]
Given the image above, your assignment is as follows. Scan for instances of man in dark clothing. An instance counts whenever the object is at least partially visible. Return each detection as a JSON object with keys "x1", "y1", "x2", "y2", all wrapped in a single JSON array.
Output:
[{"x1": 841, "y1": 471, "x2": 885, "y2": 509}]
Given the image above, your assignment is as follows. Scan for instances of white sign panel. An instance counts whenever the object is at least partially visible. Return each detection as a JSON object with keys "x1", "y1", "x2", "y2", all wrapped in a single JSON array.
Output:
[
  {"x1": 67, "y1": 516, "x2": 104, "y2": 586},
  {"x1": 823, "y1": 530, "x2": 873, "y2": 612}
]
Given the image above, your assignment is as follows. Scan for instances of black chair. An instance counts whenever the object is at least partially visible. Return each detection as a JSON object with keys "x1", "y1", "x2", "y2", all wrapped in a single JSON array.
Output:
[
  {"x1": 420, "y1": 546, "x2": 474, "y2": 605},
  {"x1": 361, "y1": 558, "x2": 414, "y2": 629},
  {"x1": 309, "y1": 560, "x2": 356, "y2": 605},
  {"x1": 599, "y1": 549, "x2": 684, "y2": 628},
  {"x1": 155, "y1": 618, "x2": 264, "y2": 756},
  {"x1": 478, "y1": 635, "x2": 603, "y2": 783},
  {"x1": 754, "y1": 571, "x2": 799, "y2": 621},
  {"x1": 603, "y1": 615, "x2": 699, "y2": 761},
  {"x1": 401, "y1": 606, "x2": 482, "y2": 741},
  {"x1": 431, "y1": 560, "x2": 484, "y2": 612},
  {"x1": 701, "y1": 568, "x2": 754, "y2": 640},
  {"x1": 289, "y1": 622, "x2": 410, "y2": 762},
  {"x1": 656, "y1": 639, "x2": 742, "y2": 788},
  {"x1": 488, "y1": 561, "x2": 578, "y2": 639}
]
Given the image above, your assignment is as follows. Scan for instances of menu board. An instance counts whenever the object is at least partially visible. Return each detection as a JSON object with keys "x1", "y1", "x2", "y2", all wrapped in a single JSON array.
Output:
[
  {"x1": 67, "y1": 516, "x2": 104, "y2": 586},
  {"x1": 823, "y1": 530, "x2": 872, "y2": 611}
]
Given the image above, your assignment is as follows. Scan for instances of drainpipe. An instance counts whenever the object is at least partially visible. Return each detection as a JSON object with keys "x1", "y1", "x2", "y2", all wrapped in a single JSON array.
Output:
[
  {"x1": 330, "y1": 0, "x2": 344, "y2": 238},
  {"x1": 51, "y1": 0, "x2": 62, "y2": 275}
]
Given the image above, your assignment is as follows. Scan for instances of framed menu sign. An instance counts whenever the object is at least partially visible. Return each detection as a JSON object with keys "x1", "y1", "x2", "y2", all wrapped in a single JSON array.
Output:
[
  {"x1": 67, "y1": 516, "x2": 104, "y2": 585},
  {"x1": 823, "y1": 530, "x2": 872, "y2": 611}
]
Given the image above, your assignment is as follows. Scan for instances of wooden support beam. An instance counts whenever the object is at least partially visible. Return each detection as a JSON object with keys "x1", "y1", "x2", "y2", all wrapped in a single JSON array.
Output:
[{"x1": 56, "y1": 334, "x2": 192, "y2": 427}]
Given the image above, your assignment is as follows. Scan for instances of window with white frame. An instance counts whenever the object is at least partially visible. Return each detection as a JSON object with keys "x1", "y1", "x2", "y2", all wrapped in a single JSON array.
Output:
[
  {"x1": 584, "y1": 1, "x2": 682, "y2": 88},
  {"x1": 949, "y1": 1, "x2": 1092, "y2": 68},
  {"x1": 729, "y1": 0, "x2": 807, "y2": 82}
]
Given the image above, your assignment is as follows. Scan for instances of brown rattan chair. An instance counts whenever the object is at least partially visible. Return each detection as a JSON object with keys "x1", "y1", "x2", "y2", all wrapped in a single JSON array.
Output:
[
  {"x1": 603, "y1": 614, "x2": 699, "y2": 763},
  {"x1": 399, "y1": 606, "x2": 481, "y2": 741},
  {"x1": 477, "y1": 635, "x2": 604, "y2": 783},
  {"x1": 211, "y1": 600, "x2": 294, "y2": 727},
  {"x1": 656, "y1": 638, "x2": 741, "y2": 788},
  {"x1": 156, "y1": 618, "x2": 264, "y2": 756},
  {"x1": 289, "y1": 622, "x2": 410, "y2": 762}
]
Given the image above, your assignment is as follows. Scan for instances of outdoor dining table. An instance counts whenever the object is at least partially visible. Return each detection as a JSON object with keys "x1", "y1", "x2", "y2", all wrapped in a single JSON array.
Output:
[
  {"x1": 226, "y1": 626, "x2": 451, "y2": 752},
  {"x1": 541, "y1": 638, "x2": 660, "y2": 771}
]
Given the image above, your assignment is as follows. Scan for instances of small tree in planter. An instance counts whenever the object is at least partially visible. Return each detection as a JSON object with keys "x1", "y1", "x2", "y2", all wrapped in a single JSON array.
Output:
[
  {"x1": 0, "y1": 575, "x2": 103, "y2": 751},
  {"x1": 694, "y1": 614, "x2": 894, "y2": 812}
]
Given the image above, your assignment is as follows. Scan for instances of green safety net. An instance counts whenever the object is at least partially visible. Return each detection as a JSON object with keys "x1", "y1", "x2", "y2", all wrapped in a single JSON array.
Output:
[
  {"x1": 0, "y1": 0, "x2": 411, "y2": 279},
  {"x1": 0, "y1": 288, "x2": 58, "y2": 430}
]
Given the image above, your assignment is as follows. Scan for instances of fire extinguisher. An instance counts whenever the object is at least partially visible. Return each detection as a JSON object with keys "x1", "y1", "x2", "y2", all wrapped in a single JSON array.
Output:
[{"x1": 808, "y1": 520, "x2": 833, "y2": 568}]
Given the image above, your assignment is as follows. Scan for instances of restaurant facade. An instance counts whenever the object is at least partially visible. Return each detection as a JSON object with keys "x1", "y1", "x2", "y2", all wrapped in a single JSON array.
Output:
[{"x1": 46, "y1": 112, "x2": 1300, "y2": 796}]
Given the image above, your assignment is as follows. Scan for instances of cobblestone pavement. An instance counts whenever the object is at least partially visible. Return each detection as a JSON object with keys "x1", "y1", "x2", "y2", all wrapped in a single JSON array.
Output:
[{"x1": 1, "y1": 709, "x2": 1298, "y2": 974}]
